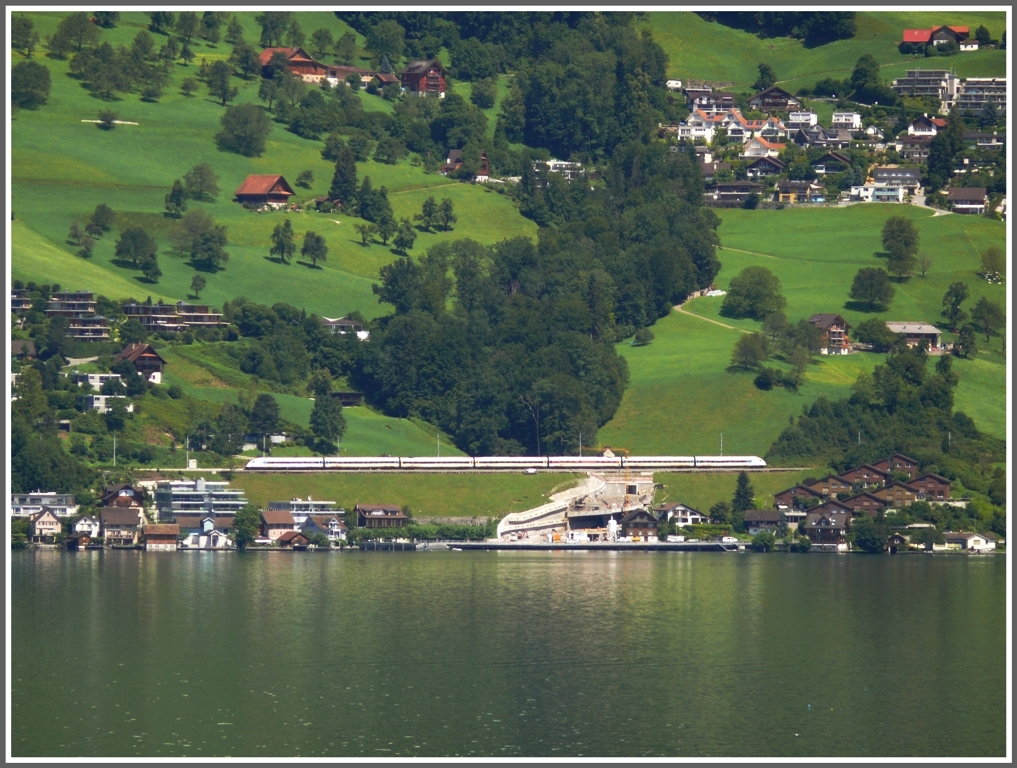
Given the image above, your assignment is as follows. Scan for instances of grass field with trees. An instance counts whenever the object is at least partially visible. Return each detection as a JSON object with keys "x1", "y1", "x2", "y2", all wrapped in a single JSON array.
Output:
[
  {"x1": 641, "y1": 11, "x2": 1006, "y2": 91},
  {"x1": 10, "y1": 11, "x2": 535, "y2": 318}
]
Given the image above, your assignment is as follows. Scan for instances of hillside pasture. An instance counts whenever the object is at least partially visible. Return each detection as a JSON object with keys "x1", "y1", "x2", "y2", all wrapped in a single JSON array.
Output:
[
  {"x1": 641, "y1": 11, "x2": 1006, "y2": 91},
  {"x1": 11, "y1": 11, "x2": 536, "y2": 319}
]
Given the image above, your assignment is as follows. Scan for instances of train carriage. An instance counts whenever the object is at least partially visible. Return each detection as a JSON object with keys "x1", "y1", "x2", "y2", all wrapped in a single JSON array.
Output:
[
  {"x1": 694, "y1": 456, "x2": 767, "y2": 468},
  {"x1": 323, "y1": 456, "x2": 401, "y2": 470},
  {"x1": 244, "y1": 457, "x2": 325, "y2": 471},
  {"x1": 546, "y1": 456, "x2": 623, "y2": 470},
  {"x1": 623, "y1": 456, "x2": 697, "y2": 469},
  {"x1": 398, "y1": 456, "x2": 476, "y2": 470},
  {"x1": 473, "y1": 456, "x2": 549, "y2": 469}
]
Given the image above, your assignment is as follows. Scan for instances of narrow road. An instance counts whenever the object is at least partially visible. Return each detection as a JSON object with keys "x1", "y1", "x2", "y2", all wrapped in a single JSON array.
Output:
[{"x1": 673, "y1": 301, "x2": 748, "y2": 333}]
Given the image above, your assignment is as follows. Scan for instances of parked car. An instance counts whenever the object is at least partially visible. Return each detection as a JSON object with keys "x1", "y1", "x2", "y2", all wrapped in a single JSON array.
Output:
[
  {"x1": 720, "y1": 536, "x2": 738, "y2": 543},
  {"x1": 666, "y1": 535, "x2": 685, "y2": 543}
]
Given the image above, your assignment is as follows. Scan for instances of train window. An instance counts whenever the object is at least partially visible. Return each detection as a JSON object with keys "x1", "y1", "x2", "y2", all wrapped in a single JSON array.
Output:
[{"x1": 627, "y1": 485, "x2": 637, "y2": 495}]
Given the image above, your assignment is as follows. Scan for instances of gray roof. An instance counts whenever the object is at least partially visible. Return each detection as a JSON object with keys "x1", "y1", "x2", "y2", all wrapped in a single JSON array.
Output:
[{"x1": 886, "y1": 322, "x2": 941, "y2": 335}]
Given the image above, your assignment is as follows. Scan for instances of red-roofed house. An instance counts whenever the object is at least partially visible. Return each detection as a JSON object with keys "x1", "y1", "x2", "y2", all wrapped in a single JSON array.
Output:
[
  {"x1": 742, "y1": 136, "x2": 785, "y2": 159},
  {"x1": 234, "y1": 175, "x2": 295, "y2": 208},
  {"x1": 259, "y1": 47, "x2": 324, "y2": 79},
  {"x1": 902, "y1": 26, "x2": 969, "y2": 45},
  {"x1": 908, "y1": 115, "x2": 947, "y2": 137}
]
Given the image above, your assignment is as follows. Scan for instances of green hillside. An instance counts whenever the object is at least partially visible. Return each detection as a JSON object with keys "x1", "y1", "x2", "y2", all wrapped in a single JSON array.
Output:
[
  {"x1": 227, "y1": 471, "x2": 580, "y2": 518},
  {"x1": 11, "y1": 12, "x2": 536, "y2": 319},
  {"x1": 599, "y1": 204, "x2": 1006, "y2": 459},
  {"x1": 641, "y1": 11, "x2": 1006, "y2": 91}
]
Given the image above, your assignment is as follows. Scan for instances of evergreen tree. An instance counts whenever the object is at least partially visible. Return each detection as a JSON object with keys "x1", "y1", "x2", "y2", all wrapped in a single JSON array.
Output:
[
  {"x1": 164, "y1": 179, "x2": 187, "y2": 218},
  {"x1": 310, "y1": 391, "x2": 346, "y2": 447},
  {"x1": 732, "y1": 471, "x2": 755, "y2": 513},
  {"x1": 328, "y1": 146, "x2": 358, "y2": 206},
  {"x1": 753, "y1": 62, "x2": 776, "y2": 91}
]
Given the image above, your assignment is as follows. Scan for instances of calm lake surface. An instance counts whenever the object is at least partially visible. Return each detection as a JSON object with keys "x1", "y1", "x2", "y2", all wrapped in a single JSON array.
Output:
[{"x1": 10, "y1": 549, "x2": 1007, "y2": 758}]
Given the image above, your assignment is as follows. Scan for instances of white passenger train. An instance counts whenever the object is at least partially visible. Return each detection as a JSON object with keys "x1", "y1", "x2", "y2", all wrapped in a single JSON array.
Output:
[{"x1": 243, "y1": 455, "x2": 767, "y2": 471}]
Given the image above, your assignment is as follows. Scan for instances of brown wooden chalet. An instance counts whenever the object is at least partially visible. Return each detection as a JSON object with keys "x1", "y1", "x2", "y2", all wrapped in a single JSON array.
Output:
[
  {"x1": 100, "y1": 506, "x2": 143, "y2": 545},
  {"x1": 276, "y1": 530, "x2": 310, "y2": 548},
  {"x1": 748, "y1": 86, "x2": 801, "y2": 112},
  {"x1": 811, "y1": 499, "x2": 853, "y2": 516},
  {"x1": 909, "y1": 473, "x2": 951, "y2": 501},
  {"x1": 871, "y1": 454, "x2": 918, "y2": 480},
  {"x1": 356, "y1": 504, "x2": 408, "y2": 528},
  {"x1": 872, "y1": 482, "x2": 920, "y2": 508},
  {"x1": 773, "y1": 484, "x2": 825, "y2": 510},
  {"x1": 745, "y1": 156, "x2": 786, "y2": 179},
  {"x1": 811, "y1": 151, "x2": 852, "y2": 175},
  {"x1": 101, "y1": 483, "x2": 145, "y2": 508},
  {"x1": 143, "y1": 524, "x2": 179, "y2": 551},
  {"x1": 620, "y1": 508, "x2": 658, "y2": 540},
  {"x1": 839, "y1": 492, "x2": 888, "y2": 517},
  {"x1": 839, "y1": 464, "x2": 891, "y2": 488},
  {"x1": 442, "y1": 148, "x2": 490, "y2": 180},
  {"x1": 114, "y1": 343, "x2": 166, "y2": 382},
  {"x1": 399, "y1": 59, "x2": 447, "y2": 96},
  {"x1": 886, "y1": 531, "x2": 909, "y2": 554},
  {"x1": 802, "y1": 474, "x2": 854, "y2": 498},
  {"x1": 259, "y1": 47, "x2": 323, "y2": 78},
  {"x1": 743, "y1": 510, "x2": 782, "y2": 535},
  {"x1": 808, "y1": 314, "x2": 852, "y2": 354},
  {"x1": 234, "y1": 175, "x2": 295, "y2": 207},
  {"x1": 802, "y1": 510, "x2": 850, "y2": 545},
  {"x1": 11, "y1": 340, "x2": 36, "y2": 358}
]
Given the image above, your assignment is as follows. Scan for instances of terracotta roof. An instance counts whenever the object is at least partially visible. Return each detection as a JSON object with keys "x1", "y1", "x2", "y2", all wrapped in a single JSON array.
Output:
[
  {"x1": 234, "y1": 175, "x2": 295, "y2": 197},
  {"x1": 258, "y1": 47, "x2": 314, "y2": 67},
  {"x1": 143, "y1": 524, "x2": 179, "y2": 535},
  {"x1": 261, "y1": 509, "x2": 296, "y2": 525},
  {"x1": 752, "y1": 137, "x2": 786, "y2": 150},
  {"x1": 903, "y1": 29, "x2": 932, "y2": 43}
]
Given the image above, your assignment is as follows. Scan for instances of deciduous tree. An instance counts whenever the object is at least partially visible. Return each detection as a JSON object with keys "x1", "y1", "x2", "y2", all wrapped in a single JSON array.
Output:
[
  {"x1": 190, "y1": 273, "x2": 206, "y2": 298},
  {"x1": 301, "y1": 231, "x2": 328, "y2": 267},
  {"x1": 164, "y1": 179, "x2": 187, "y2": 218},
  {"x1": 231, "y1": 503, "x2": 260, "y2": 551},
  {"x1": 115, "y1": 226, "x2": 157, "y2": 267},
  {"x1": 438, "y1": 197, "x2": 457, "y2": 231},
  {"x1": 970, "y1": 297, "x2": 1004, "y2": 341},
  {"x1": 183, "y1": 163, "x2": 220, "y2": 201},
  {"x1": 731, "y1": 332, "x2": 770, "y2": 369},
  {"x1": 753, "y1": 62, "x2": 776, "y2": 91},
  {"x1": 721, "y1": 266, "x2": 786, "y2": 320},
  {"x1": 206, "y1": 60, "x2": 238, "y2": 106},
  {"x1": 11, "y1": 61, "x2": 50, "y2": 110},
  {"x1": 269, "y1": 219, "x2": 295, "y2": 264},
  {"x1": 849, "y1": 267, "x2": 894, "y2": 310},
  {"x1": 940, "y1": 281, "x2": 969, "y2": 331},
  {"x1": 393, "y1": 217, "x2": 417, "y2": 253},
  {"x1": 215, "y1": 102, "x2": 271, "y2": 156}
]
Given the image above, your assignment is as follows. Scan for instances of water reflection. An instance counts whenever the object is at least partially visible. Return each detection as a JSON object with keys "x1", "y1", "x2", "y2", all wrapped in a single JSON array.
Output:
[{"x1": 11, "y1": 550, "x2": 1005, "y2": 758}]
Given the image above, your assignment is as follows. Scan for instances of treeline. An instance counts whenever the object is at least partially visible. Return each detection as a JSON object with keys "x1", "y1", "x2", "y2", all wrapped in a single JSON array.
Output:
[
  {"x1": 768, "y1": 342, "x2": 1005, "y2": 499},
  {"x1": 337, "y1": 12, "x2": 679, "y2": 162},
  {"x1": 695, "y1": 12, "x2": 856, "y2": 47}
]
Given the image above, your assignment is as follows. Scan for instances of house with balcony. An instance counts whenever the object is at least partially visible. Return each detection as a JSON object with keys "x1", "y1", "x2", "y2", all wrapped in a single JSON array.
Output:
[
  {"x1": 786, "y1": 111, "x2": 818, "y2": 130},
  {"x1": 704, "y1": 181, "x2": 765, "y2": 205},
  {"x1": 955, "y1": 77, "x2": 1007, "y2": 113},
  {"x1": 908, "y1": 114, "x2": 947, "y2": 136},
  {"x1": 802, "y1": 510, "x2": 850, "y2": 551},
  {"x1": 871, "y1": 454, "x2": 919, "y2": 481},
  {"x1": 46, "y1": 291, "x2": 96, "y2": 318},
  {"x1": 72, "y1": 372, "x2": 122, "y2": 391},
  {"x1": 267, "y1": 498, "x2": 341, "y2": 526},
  {"x1": 399, "y1": 59, "x2": 447, "y2": 97},
  {"x1": 885, "y1": 322, "x2": 942, "y2": 351},
  {"x1": 891, "y1": 69, "x2": 961, "y2": 112},
  {"x1": 745, "y1": 156, "x2": 786, "y2": 180},
  {"x1": 742, "y1": 137, "x2": 785, "y2": 159},
  {"x1": 747, "y1": 85, "x2": 801, "y2": 111},
  {"x1": 777, "y1": 180, "x2": 825, "y2": 203},
  {"x1": 113, "y1": 343, "x2": 166, "y2": 384},
  {"x1": 100, "y1": 507, "x2": 144, "y2": 545},
  {"x1": 67, "y1": 316, "x2": 110, "y2": 342},
  {"x1": 831, "y1": 112, "x2": 862, "y2": 131},
  {"x1": 11, "y1": 492, "x2": 78, "y2": 518},
  {"x1": 811, "y1": 151, "x2": 851, "y2": 175},
  {"x1": 743, "y1": 510, "x2": 782, "y2": 535},
  {"x1": 356, "y1": 504, "x2": 408, "y2": 528},
  {"x1": 80, "y1": 394, "x2": 134, "y2": 414},
  {"x1": 28, "y1": 509, "x2": 63, "y2": 542},
  {"x1": 850, "y1": 184, "x2": 905, "y2": 203},
  {"x1": 807, "y1": 314, "x2": 852, "y2": 354},
  {"x1": 872, "y1": 166, "x2": 922, "y2": 194}
]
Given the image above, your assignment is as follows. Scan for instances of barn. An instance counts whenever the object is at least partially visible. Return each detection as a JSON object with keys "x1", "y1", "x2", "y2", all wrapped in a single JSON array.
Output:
[{"x1": 234, "y1": 175, "x2": 295, "y2": 208}]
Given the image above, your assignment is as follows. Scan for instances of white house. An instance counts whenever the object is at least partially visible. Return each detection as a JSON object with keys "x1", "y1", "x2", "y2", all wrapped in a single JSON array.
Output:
[
  {"x1": 831, "y1": 112, "x2": 862, "y2": 130},
  {"x1": 181, "y1": 517, "x2": 234, "y2": 550},
  {"x1": 11, "y1": 492, "x2": 79, "y2": 518},
  {"x1": 787, "y1": 111, "x2": 818, "y2": 130},
  {"x1": 959, "y1": 39, "x2": 979, "y2": 52},
  {"x1": 71, "y1": 372, "x2": 122, "y2": 391},
  {"x1": 657, "y1": 503, "x2": 709, "y2": 527},
  {"x1": 850, "y1": 184, "x2": 905, "y2": 203},
  {"x1": 741, "y1": 136, "x2": 785, "y2": 159},
  {"x1": 908, "y1": 114, "x2": 946, "y2": 136},
  {"x1": 942, "y1": 531, "x2": 996, "y2": 551},
  {"x1": 74, "y1": 516, "x2": 101, "y2": 536},
  {"x1": 79, "y1": 394, "x2": 134, "y2": 414}
]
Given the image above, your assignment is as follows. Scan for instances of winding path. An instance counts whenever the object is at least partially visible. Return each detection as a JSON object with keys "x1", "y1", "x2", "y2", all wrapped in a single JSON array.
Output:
[{"x1": 673, "y1": 301, "x2": 748, "y2": 333}]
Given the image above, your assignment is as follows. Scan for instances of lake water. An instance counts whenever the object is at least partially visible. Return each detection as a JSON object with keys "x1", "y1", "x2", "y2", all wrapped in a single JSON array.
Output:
[{"x1": 9, "y1": 550, "x2": 1007, "y2": 758}]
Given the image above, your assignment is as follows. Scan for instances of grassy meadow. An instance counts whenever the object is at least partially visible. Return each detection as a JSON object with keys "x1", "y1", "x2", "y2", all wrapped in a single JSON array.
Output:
[
  {"x1": 11, "y1": 12, "x2": 536, "y2": 319},
  {"x1": 641, "y1": 11, "x2": 1007, "y2": 91},
  {"x1": 599, "y1": 204, "x2": 1006, "y2": 462},
  {"x1": 217, "y1": 471, "x2": 581, "y2": 518},
  {"x1": 654, "y1": 469, "x2": 819, "y2": 513}
]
